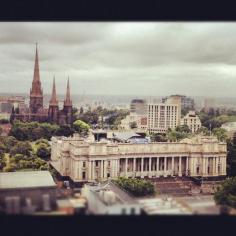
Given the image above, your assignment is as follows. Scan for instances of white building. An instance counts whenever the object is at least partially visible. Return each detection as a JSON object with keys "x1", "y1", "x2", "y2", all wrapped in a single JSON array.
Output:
[
  {"x1": 181, "y1": 111, "x2": 202, "y2": 133},
  {"x1": 147, "y1": 99, "x2": 181, "y2": 133},
  {"x1": 81, "y1": 182, "x2": 141, "y2": 215},
  {"x1": 50, "y1": 134, "x2": 227, "y2": 183}
]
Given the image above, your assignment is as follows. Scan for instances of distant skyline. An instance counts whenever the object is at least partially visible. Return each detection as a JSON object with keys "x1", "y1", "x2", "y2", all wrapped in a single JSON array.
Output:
[{"x1": 0, "y1": 22, "x2": 236, "y2": 97}]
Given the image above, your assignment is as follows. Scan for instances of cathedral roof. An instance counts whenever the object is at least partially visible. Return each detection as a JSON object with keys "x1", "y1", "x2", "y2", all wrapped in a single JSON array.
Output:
[{"x1": 30, "y1": 43, "x2": 43, "y2": 96}]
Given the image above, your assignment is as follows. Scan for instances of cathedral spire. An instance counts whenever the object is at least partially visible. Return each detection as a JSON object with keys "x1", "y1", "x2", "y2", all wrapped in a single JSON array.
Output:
[
  {"x1": 30, "y1": 43, "x2": 42, "y2": 95},
  {"x1": 49, "y1": 76, "x2": 58, "y2": 106},
  {"x1": 64, "y1": 77, "x2": 72, "y2": 106}
]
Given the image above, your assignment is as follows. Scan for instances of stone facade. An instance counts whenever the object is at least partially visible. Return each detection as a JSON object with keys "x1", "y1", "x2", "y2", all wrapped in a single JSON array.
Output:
[{"x1": 50, "y1": 135, "x2": 227, "y2": 183}]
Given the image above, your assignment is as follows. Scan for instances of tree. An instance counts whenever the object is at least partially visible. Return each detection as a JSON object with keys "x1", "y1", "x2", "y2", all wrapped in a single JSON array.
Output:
[
  {"x1": 73, "y1": 120, "x2": 90, "y2": 136},
  {"x1": 10, "y1": 141, "x2": 32, "y2": 157},
  {"x1": 226, "y1": 133, "x2": 236, "y2": 176},
  {"x1": 115, "y1": 177, "x2": 155, "y2": 197},
  {"x1": 35, "y1": 138, "x2": 49, "y2": 146},
  {"x1": 36, "y1": 144, "x2": 51, "y2": 160},
  {"x1": 150, "y1": 133, "x2": 168, "y2": 142},
  {"x1": 176, "y1": 125, "x2": 191, "y2": 134},
  {"x1": 0, "y1": 151, "x2": 5, "y2": 170},
  {"x1": 130, "y1": 121, "x2": 137, "y2": 129},
  {"x1": 196, "y1": 126, "x2": 210, "y2": 136},
  {"x1": 54, "y1": 125, "x2": 74, "y2": 137},
  {"x1": 214, "y1": 177, "x2": 236, "y2": 209},
  {"x1": 2, "y1": 136, "x2": 18, "y2": 152},
  {"x1": 212, "y1": 128, "x2": 227, "y2": 142}
]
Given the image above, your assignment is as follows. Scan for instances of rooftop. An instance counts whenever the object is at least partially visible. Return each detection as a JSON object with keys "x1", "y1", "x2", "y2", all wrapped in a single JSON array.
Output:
[{"x1": 0, "y1": 171, "x2": 56, "y2": 190}]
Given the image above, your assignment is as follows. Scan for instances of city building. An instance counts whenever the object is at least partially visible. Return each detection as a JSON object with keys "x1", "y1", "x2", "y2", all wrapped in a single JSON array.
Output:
[
  {"x1": 162, "y1": 95, "x2": 195, "y2": 111},
  {"x1": 147, "y1": 99, "x2": 181, "y2": 133},
  {"x1": 130, "y1": 99, "x2": 147, "y2": 115},
  {"x1": 50, "y1": 134, "x2": 227, "y2": 183},
  {"x1": 203, "y1": 98, "x2": 216, "y2": 113},
  {"x1": 0, "y1": 171, "x2": 57, "y2": 214},
  {"x1": 81, "y1": 181, "x2": 141, "y2": 215},
  {"x1": 181, "y1": 111, "x2": 202, "y2": 133},
  {"x1": 0, "y1": 96, "x2": 25, "y2": 114},
  {"x1": 10, "y1": 45, "x2": 73, "y2": 126},
  {"x1": 120, "y1": 114, "x2": 147, "y2": 130}
]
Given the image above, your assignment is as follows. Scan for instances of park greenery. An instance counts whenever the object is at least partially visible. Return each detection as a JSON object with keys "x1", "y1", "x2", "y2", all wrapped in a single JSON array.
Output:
[
  {"x1": 114, "y1": 177, "x2": 155, "y2": 197},
  {"x1": 76, "y1": 106, "x2": 129, "y2": 129},
  {"x1": 0, "y1": 136, "x2": 51, "y2": 172},
  {"x1": 214, "y1": 177, "x2": 236, "y2": 209},
  {"x1": 73, "y1": 119, "x2": 90, "y2": 136}
]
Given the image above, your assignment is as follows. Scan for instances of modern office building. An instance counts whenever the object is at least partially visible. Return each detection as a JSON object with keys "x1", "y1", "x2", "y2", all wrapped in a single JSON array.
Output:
[
  {"x1": 181, "y1": 111, "x2": 202, "y2": 133},
  {"x1": 50, "y1": 134, "x2": 227, "y2": 183}
]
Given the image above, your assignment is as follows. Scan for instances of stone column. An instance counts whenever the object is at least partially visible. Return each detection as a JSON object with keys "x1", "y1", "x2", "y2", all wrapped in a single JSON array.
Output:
[
  {"x1": 88, "y1": 161, "x2": 91, "y2": 181},
  {"x1": 117, "y1": 159, "x2": 120, "y2": 177},
  {"x1": 125, "y1": 158, "x2": 128, "y2": 176},
  {"x1": 179, "y1": 156, "x2": 182, "y2": 176},
  {"x1": 91, "y1": 161, "x2": 94, "y2": 180},
  {"x1": 202, "y1": 157, "x2": 205, "y2": 176},
  {"x1": 164, "y1": 157, "x2": 167, "y2": 177},
  {"x1": 213, "y1": 157, "x2": 215, "y2": 176},
  {"x1": 156, "y1": 157, "x2": 159, "y2": 173},
  {"x1": 133, "y1": 158, "x2": 136, "y2": 172},
  {"x1": 215, "y1": 157, "x2": 218, "y2": 176},
  {"x1": 100, "y1": 160, "x2": 103, "y2": 179},
  {"x1": 186, "y1": 157, "x2": 189, "y2": 176},
  {"x1": 141, "y1": 158, "x2": 144, "y2": 175},
  {"x1": 172, "y1": 157, "x2": 174, "y2": 176},
  {"x1": 149, "y1": 158, "x2": 152, "y2": 172},
  {"x1": 104, "y1": 160, "x2": 107, "y2": 179}
]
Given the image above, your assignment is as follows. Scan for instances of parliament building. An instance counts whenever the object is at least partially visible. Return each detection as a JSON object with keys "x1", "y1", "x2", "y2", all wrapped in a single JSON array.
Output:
[
  {"x1": 10, "y1": 45, "x2": 73, "y2": 126},
  {"x1": 50, "y1": 134, "x2": 227, "y2": 183}
]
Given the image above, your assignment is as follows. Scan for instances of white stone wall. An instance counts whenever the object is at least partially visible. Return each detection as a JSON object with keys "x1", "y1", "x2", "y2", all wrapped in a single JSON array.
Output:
[{"x1": 51, "y1": 136, "x2": 227, "y2": 182}]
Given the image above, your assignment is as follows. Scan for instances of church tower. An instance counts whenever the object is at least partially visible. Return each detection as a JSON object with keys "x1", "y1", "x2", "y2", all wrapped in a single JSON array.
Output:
[
  {"x1": 29, "y1": 43, "x2": 43, "y2": 113},
  {"x1": 48, "y1": 76, "x2": 59, "y2": 124},
  {"x1": 63, "y1": 77, "x2": 73, "y2": 125}
]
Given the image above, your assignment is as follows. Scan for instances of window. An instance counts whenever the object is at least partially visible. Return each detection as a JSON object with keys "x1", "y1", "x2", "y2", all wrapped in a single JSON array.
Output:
[
  {"x1": 107, "y1": 173, "x2": 110, "y2": 178},
  {"x1": 42, "y1": 194, "x2": 51, "y2": 212},
  {"x1": 5, "y1": 196, "x2": 20, "y2": 214},
  {"x1": 95, "y1": 161, "x2": 99, "y2": 167},
  {"x1": 130, "y1": 208, "x2": 136, "y2": 215},
  {"x1": 83, "y1": 162, "x2": 86, "y2": 168},
  {"x1": 196, "y1": 167, "x2": 200, "y2": 174},
  {"x1": 108, "y1": 161, "x2": 111, "y2": 167},
  {"x1": 82, "y1": 171, "x2": 86, "y2": 180},
  {"x1": 121, "y1": 208, "x2": 127, "y2": 215}
]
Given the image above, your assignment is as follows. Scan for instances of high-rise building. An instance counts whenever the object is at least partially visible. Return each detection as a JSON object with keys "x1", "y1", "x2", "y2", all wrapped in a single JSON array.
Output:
[
  {"x1": 162, "y1": 95, "x2": 195, "y2": 111},
  {"x1": 10, "y1": 44, "x2": 73, "y2": 126},
  {"x1": 147, "y1": 99, "x2": 181, "y2": 133}
]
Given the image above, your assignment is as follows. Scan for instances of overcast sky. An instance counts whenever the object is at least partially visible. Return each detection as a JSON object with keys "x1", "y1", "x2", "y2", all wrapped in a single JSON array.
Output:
[{"x1": 0, "y1": 22, "x2": 236, "y2": 97}]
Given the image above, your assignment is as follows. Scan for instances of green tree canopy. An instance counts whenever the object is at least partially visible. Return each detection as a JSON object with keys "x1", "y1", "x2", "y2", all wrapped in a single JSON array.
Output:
[
  {"x1": 115, "y1": 177, "x2": 155, "y2": 197},
  {"x1": 73, "y1": 119, "x2": 90, "y2": 135},
  {"x1": 36, "y1": 144, "x2": 51, "y2": 160},
  {"x1": 10, "y1": 141, "x2": 32, "y2": 157},
  {"x1": 214, "y1": 177, "x2": 236, "y2": 209},
  {"x1": 212, "y1": 128, "x2": 227, "y2": 142}
]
